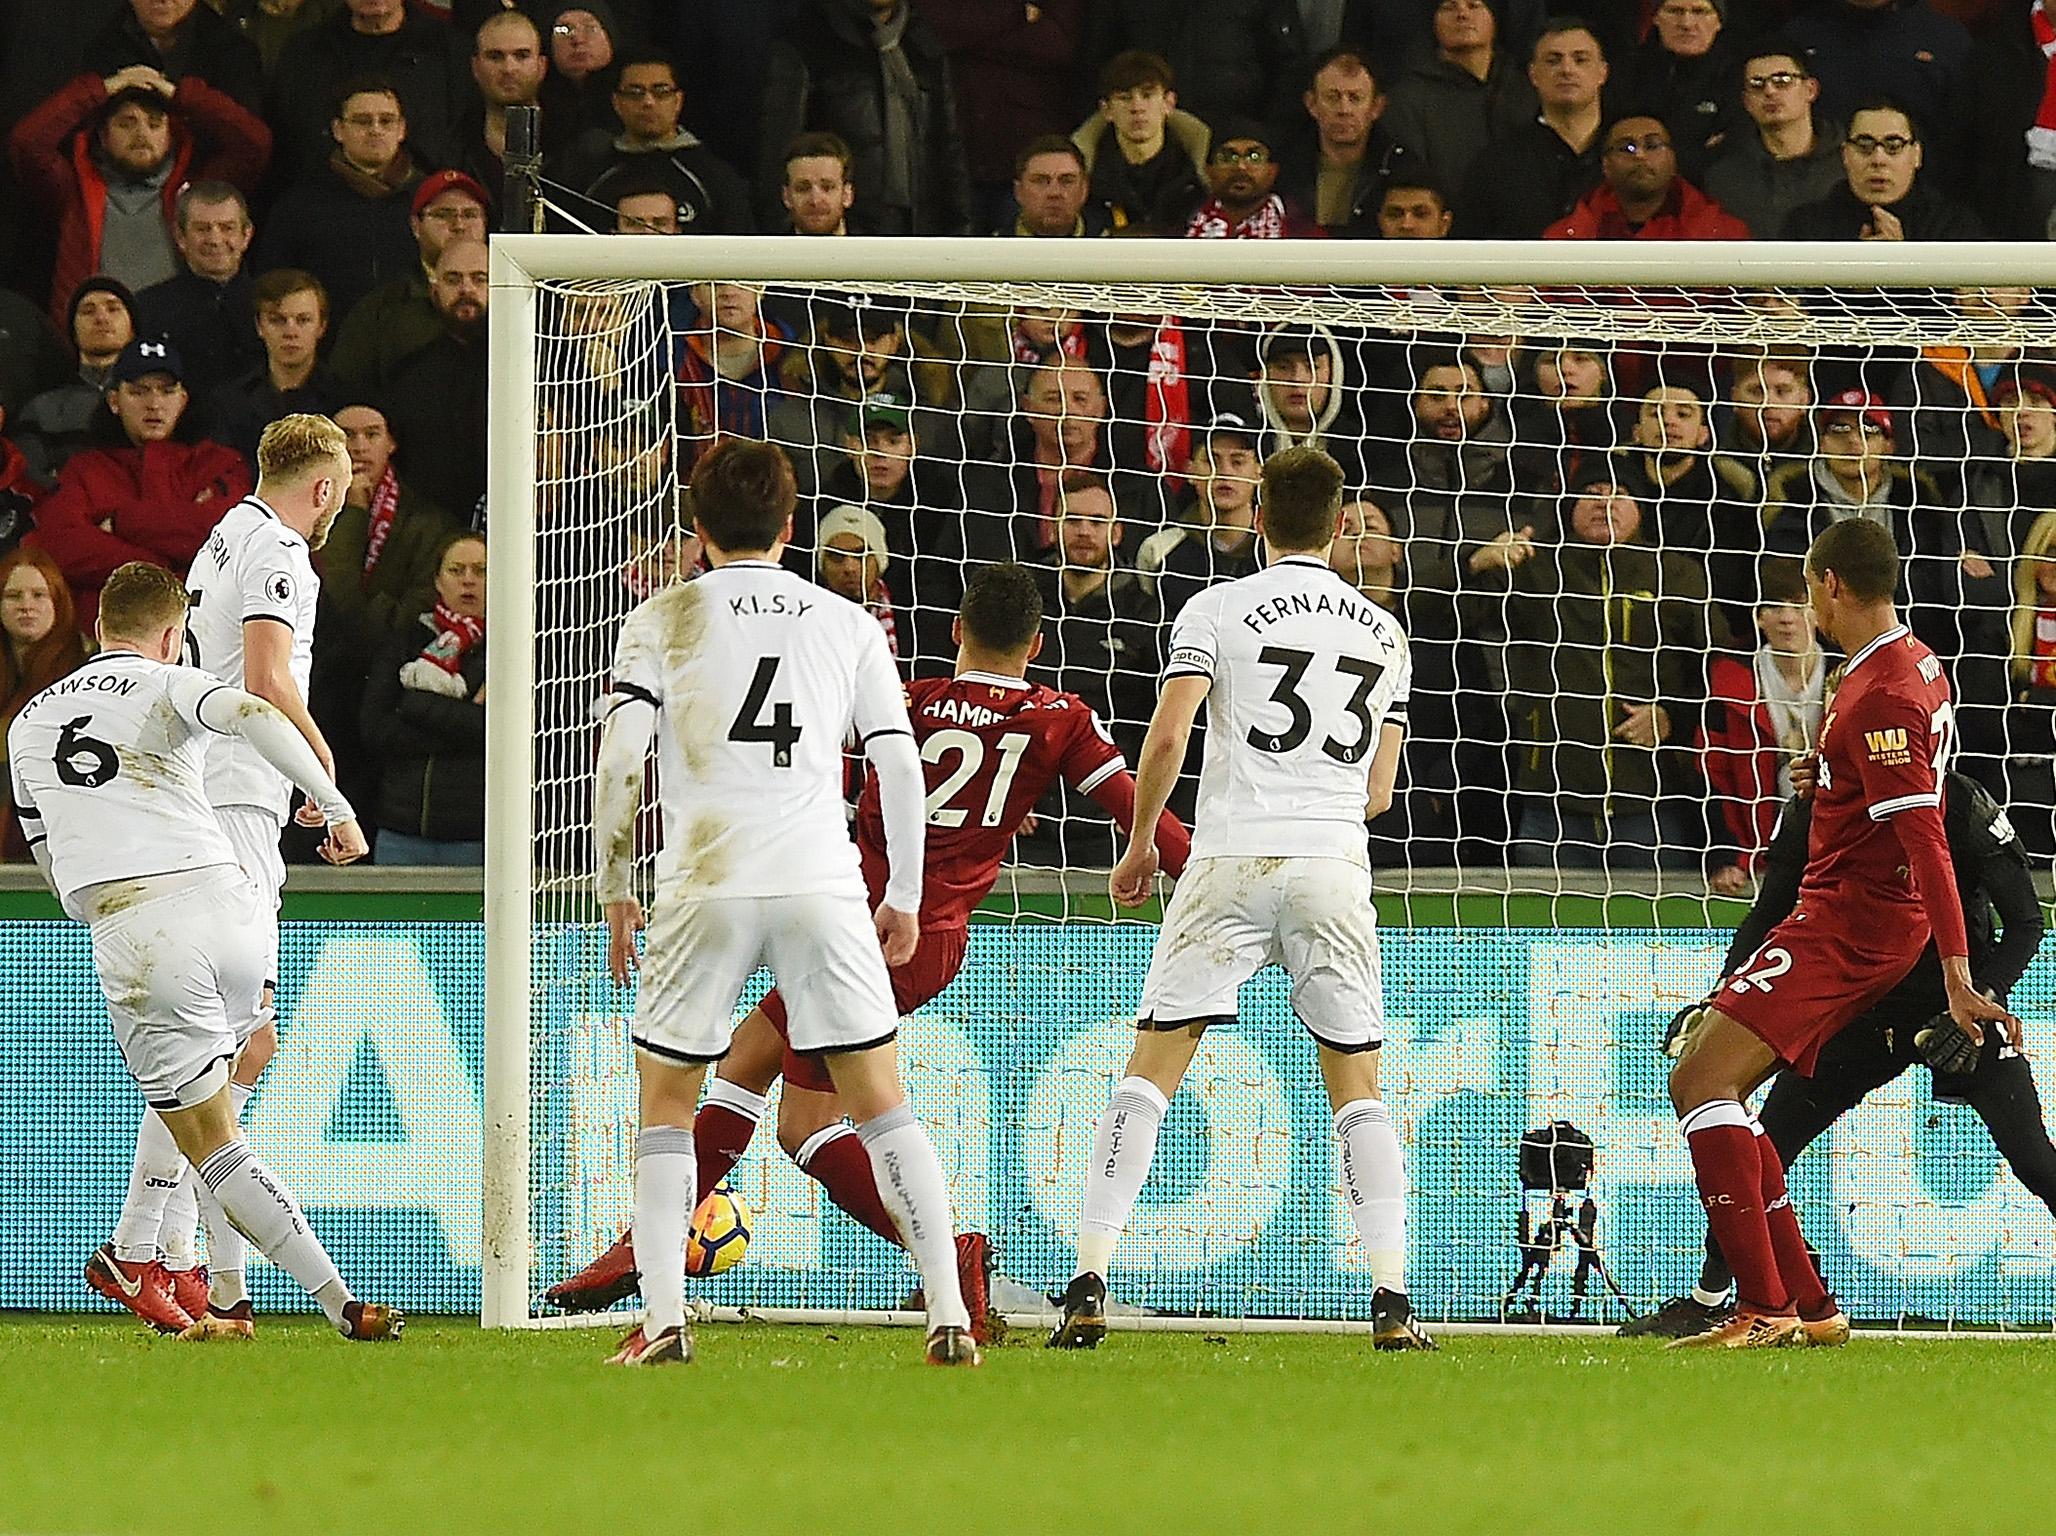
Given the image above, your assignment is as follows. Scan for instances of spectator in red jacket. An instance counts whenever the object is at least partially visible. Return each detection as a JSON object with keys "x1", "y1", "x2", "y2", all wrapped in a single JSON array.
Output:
[
  {"x1": 7, "y1": 65, "x2": 270, "y2": 328},
  {"x1": 25, "y1": 338, "x2": 250, "y2": 632},
  {"x1": 1700, "y1": 557, "x2": 1827, "y2": 893},
  {"x1": 1544, "y1": 113, "x2": 1750, "y2": 239}
]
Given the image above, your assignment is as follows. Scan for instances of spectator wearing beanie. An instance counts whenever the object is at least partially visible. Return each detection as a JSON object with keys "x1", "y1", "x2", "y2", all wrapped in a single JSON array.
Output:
[
  {"x1": 8, "y1": 66, "x2": 270, "y2": 327},
  {"x1": 1185, "y1": 118, "x2": 1324, "y2": 237},
  {"x1": 15, "y1": 279, "x2": 139, "y2": 477},
  {"x1": 813, "y1": 503, "x2": 900, "y2": 656}
]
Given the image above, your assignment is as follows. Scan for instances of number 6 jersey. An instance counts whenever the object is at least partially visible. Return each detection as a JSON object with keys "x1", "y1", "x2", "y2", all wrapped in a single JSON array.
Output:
[
  {"x1": 606, "y1": 559, "x2": 911, "y2": 900},
  {"x1": 1164, "y1": 553, "x2": 1411, "y2": 864},
  {"x1": 6, "y1": 652, "x2": 239, "y2": 919}
]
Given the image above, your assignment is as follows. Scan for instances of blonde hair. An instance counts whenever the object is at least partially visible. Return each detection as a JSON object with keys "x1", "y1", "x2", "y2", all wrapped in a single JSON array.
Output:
[
  {"x1": 256, "y1": 413, "x2": 348, "y2": 484},
  {"x1": 98, "y1": 561, "x2": 189, "y2": 641}
]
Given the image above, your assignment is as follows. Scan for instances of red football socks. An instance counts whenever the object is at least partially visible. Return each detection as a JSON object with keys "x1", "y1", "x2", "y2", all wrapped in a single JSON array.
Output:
[
  {"x1": 693, "y1": 1101, "x2": 757, "y2": 1193},
  {"x1": 798, "y1": 1126, "x2": 902, "y2": 1246},
  {"x1": 1680, "y1": 1100, "x2": 1792, "y2": 1315},
  {"x1": 1755, "y1": 1125, "x2": 1831, "y2": 1317}
]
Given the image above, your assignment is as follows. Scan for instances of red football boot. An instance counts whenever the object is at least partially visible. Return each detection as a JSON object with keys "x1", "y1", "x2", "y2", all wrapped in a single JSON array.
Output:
[
  {"x1": 955, "y1": 1231, "x2": 1003, "y2": 1346},
  {"x1": 545, "y1": 1231, "x2": 640, "y2": 1313},
  {"x1": 167, "y1": 1265, "x2": 210, "y2": 1322},
  {"x1": 84, "y1": 1244, "x2": 193, "y2": 1335}
]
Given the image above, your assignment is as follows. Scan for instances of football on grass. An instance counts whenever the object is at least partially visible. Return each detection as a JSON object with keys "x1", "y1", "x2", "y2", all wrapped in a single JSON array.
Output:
[{"x1": 685, "y1": 1184, "x2": 752, "y2": 1277}]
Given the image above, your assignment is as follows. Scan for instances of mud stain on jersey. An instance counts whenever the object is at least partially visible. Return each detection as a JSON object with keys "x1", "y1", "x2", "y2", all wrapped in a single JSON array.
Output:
[
  {"x1": 675, "y1": 812, "x2": 730, "y2": 889},
  {"x1": 85, "y1": 879, "x2": 149, "y2": 921},
  {"x1": 116, "y1": 747, "x2": 171, "y2": 792},
  {"x1": 657, "y1": 583, "x2": 713, "y2": 774}
]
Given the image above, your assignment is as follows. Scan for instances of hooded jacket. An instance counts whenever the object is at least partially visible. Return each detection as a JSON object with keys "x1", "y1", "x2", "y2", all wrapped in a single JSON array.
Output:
[
  {"x1": 8, "y1": 74, "x2": 271, "y2": 329},
  {"x1": 1074, "y1": 108, "x2": 1210, "y2": 231}
]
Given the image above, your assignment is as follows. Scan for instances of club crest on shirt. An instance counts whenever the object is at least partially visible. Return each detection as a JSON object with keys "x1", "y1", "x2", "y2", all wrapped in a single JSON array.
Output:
[{"x1": 1864, "y1": 726, "x2": 1910, "y2": 765}]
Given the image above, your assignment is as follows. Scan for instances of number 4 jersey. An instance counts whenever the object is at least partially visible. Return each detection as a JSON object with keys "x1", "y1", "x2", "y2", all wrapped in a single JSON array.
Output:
[
  {"x1": 607, "y1": 560, "x2": 911, "y2": 901},
  {"x1": 852, "y1": 672, "x2": 1194, "y2": 929},
  {"x1": 1164, "y1": 553, "x2": 1411, "y2": 864}
]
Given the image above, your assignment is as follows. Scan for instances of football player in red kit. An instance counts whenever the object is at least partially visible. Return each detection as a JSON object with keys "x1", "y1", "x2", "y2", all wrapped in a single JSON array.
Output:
[
  {"x1": 549, "y1": 563, "x2": 1193, "y2": 1333},
  {"x1": 1667, "y1": 518, "x2": 2016, "y2": 1348}
]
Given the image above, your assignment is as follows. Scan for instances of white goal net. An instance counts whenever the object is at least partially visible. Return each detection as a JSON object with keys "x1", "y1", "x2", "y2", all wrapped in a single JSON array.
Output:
[{"x1": 485, "y1": 239, "x2": 2056, "y2": 1332}]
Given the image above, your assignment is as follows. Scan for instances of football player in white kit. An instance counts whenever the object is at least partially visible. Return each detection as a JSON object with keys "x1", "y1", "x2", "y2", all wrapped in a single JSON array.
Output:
[
  {"x1": 1049, "y1": 446, "x2": 1435, "y2": 1352},
  {"x1": 86, "y1": 414, "x2": 350, "y2": 1335},
  {"x1": 10, "y1": 561, "x2": 400, "y2": 1341},
  {"x1": 591, "y1": 439, "x2": 978, "y2": 1367}
]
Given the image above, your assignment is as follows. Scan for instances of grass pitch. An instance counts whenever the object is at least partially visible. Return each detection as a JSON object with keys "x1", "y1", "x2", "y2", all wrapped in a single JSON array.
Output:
[{"x1": 6, "y1": 1317, "x2": 2055, "y2": 1536}]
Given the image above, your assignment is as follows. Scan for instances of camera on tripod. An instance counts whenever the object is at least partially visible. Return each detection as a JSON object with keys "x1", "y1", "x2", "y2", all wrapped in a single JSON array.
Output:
[{"x1": 1502, "y1": 1120, "x2": 1635, "y2": 1323}]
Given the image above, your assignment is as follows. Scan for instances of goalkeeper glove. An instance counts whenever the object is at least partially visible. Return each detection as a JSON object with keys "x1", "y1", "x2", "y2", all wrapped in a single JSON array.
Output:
[
  {"x1": 1664, "y1": 1002, "x2": 1708, "y2": 1060},
  {"x1": 1914, "y1": 1013, "x2": 1982, "y2": 1077}
]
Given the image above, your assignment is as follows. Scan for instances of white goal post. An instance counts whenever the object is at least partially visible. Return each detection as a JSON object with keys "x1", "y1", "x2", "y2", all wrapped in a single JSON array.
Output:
[{"x1": 484, "y1": 237, "x2": 2056, "y2": 1332}]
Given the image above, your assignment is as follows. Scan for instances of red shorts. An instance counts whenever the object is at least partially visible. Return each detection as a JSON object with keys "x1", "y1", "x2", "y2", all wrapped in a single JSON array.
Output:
[
  {"x1": 1716, "y1": 905, "x2": 1927, "y2": 1075},
  {"x1": 757, "y1": 924, "x2": 970, "y2": 1093}
]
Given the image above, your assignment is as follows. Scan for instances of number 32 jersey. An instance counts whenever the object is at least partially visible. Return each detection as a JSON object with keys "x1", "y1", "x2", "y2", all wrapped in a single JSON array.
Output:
[
  {"x1": 608, "y1": 560, "x2": 911, "y2": 900},
  {"x1": 1165, "y1": 553, "x2": 1411, "y2": 864}
]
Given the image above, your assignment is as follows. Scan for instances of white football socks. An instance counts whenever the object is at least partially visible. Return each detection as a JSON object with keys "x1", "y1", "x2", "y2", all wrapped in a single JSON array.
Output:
[
  {"x1": 632, "y1": 1125, "x2": 696, "y2": 1335},
  {"x1": 1335, "y1": 1098, "x2": 1408, "y2": 1294},
  {"x1": 112, "y1": 1111, "x2": 185, "y2": 1263},
  {"x1": 1075, "y1": 1076, "x2": 1169, "y2": 1280},
  {"x1": 197, "y1": 1140, "x2": 347, "y2": 1325},
  {"x1": 856, "y1": 1103, "x2": 969, "y2": 1332}
]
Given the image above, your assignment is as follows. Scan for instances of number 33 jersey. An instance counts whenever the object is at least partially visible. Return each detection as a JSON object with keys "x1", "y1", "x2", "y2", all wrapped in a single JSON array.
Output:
[
  {"x1": 607, "y1": 559, "x2": 911, "y2": 900},
  {"x1": 1165, "y1": 554, "x2": 1411, "y2": 864},
  {"x1": 6, "y1": 653, "x2": 238, "y2": 918}
]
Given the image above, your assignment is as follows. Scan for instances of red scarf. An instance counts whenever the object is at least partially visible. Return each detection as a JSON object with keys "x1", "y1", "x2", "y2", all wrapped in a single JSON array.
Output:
[
  {"x1": 1185, "y1": 194, "x2": 1289, "y2": 240},
  {"x1": 2034, "y1": 606, "x2": 2056, "y2": 689},
  {"x1": 419, "y1": 601, "x2": 485, "y2": 674},
  {"x1": 2033, "y1": 0, "x2": 2056, "y2": 170},
  {"x1": 361, "y1": 466, "x2": 401, "y2": 589},
  {"x1": 1141, "y1": 318, "x2": 1191, "y2": 481},
  {"x1": 868, "y1": 577, "x2": 898, "y2": 659},
  {"x1": 1013, "y1": 323, "x2": 1087, "y2": 366}
]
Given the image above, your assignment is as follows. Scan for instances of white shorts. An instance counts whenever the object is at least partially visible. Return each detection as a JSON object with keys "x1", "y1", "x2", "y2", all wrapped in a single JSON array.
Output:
[
  {"x1": 216, "y1": 804, "x2": 284, "y2": 991},
  {"x1": 633, "y1": 890, "x2": 900, "y2": 1065},
  {"x1": 91, "y1": 871, "x2": 269, "y2": 1111},
  {"x1": 1136, "y1": 855, "x2": 1385, "y2": 1051}
]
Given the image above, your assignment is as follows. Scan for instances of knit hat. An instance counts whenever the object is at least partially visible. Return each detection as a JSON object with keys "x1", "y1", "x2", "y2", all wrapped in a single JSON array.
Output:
[
  {"x1": 548, "y1": 0, "x2": 620, "y2": 44},
  {"x1": 67, "y1": 275, "x2": 138, "y2": 336},
  {"x1": 816, "y1": 504, "x2": 890, "y2": 572}
]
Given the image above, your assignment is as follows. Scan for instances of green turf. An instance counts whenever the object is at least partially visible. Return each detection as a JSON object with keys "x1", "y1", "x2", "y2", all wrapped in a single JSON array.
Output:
[{"x1": 6, "y1": 1317, "x2": 2055, "y2": 1535}]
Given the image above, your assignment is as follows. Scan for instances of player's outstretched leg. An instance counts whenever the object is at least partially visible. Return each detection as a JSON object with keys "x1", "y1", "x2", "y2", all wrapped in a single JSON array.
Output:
[
  {"x1": 549, "y1": 1015, "x2": 781, "y2": 1313},
  {"x1": 92, "y1": 1108, "x2": 194, "y2": 1333},
  {"x1": 1051, "y1": 1030, "x2": 1197, "y2": 1350}
]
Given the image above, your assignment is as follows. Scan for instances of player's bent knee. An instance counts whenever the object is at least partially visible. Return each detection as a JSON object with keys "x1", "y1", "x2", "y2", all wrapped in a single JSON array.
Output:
[
  {"x1": 823, "y1": 1042, "x2": 903, "y2": 1124},
  {"x1": 721, "y1": 1011, "x2": 786, "y2": 1094},
  {"x1": 776, "y1": 1087, "x2": 842, "y2": 1157}
]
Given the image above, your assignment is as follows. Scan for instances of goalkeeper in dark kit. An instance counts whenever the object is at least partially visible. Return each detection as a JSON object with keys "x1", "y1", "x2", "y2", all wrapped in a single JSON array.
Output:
[{"x1": 1628, "y1": 769, "x2": 2054, "y2": 1337}]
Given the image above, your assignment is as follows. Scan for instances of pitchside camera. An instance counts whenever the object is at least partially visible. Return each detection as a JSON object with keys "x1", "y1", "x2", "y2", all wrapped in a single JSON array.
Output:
[{"x1": 1518, "y1": 1120, "x2": 1596, "y2": 1193}]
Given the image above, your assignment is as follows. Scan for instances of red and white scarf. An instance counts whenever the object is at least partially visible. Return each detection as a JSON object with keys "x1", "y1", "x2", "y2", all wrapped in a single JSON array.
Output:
[
  {"x1": 360, "y1": 465, "x2": 401, "y2": 589},
  {"x1": 1140, "y1": 318, "x2": 1191, "y2": 480},
  {"x1": 1013, "y1": 322, "x2": 1086, "y2": 367},
  {"x1": 867, "y1": 578, "x2": 898, "y2": 659},
  {"x1": 2032, "y1": 0, "x2": 2056, "y2": 170},
  {"x1": 1185, "y1": 194, "x2": 1289, "y2": 240},
  {"x1": 2033, "y1": 606, "x2": 2056, "y2": 688},
  {"x1": 419, "y1": 600, "x2": 485, "y2": 674}
]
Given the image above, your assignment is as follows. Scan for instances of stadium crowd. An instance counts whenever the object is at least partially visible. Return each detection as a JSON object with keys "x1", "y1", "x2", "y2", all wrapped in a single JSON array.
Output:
[{"x1": 0, "y1": 0, "x2": 2053, "y2": 879}]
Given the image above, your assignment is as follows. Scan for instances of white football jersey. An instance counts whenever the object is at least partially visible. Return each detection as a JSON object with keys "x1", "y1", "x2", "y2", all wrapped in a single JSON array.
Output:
[
  {"x1": 185, "y1": 495, "x2": 318, "y2": 816},
  {"x1": 7, "y1": 651, "x2": 240, "y2": 921},
  {"x1": 608, "y1": 559, "x2": 911, "y2": 899},
  {"x1": 1164, "y1": 553, "x2": 1411, "y2": 863}
]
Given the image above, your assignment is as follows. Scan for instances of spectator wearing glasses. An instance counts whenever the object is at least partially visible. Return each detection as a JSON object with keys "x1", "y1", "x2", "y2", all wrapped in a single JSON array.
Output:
[
  {"x1": 567, "y1": 51, "x2": 754, "y2": 232},
  {"x1": 545, "y1": 3, "x2": 623, "y2": 140},
  {"x1": 1001, "y1": 136, "x2": 1124, "y2": 237},
  {"x1": 1184, "y1": 118, "x2": 1322, "y2": 238},
  {"x1": 329, "y1": 168, "x2": 490, "y2": 400},
  {"x1": 1459, "y1": 19, "x2": 1610, "y2": 239},
  {"x1": 268, "y1": 0, "x2": 468, "y2": 176},
  {"x1": 1703, "y1": 48, "x2": 1845, "y2": 239},
  {"x1": 256, "y1": 80, "x2": 425, "y2": 324},
  {"x1": 1781, "y1": 99, "x2": 1982, "y2": 239},
  {"x1": 1545, "y1": 113, "x2": 1749, "y2": 238}
]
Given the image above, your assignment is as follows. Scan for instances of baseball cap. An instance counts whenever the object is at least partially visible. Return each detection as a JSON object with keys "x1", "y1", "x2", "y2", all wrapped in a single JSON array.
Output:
[
  {"x1": 844, "y1": 391, "x2": 913, "y2": 436},
  {"x1": 816, "y1": 504, "x2": 890, "y2": 571},
  {"x1": 1821, "y1": 388, "x2": 1893, "y2": 436},
  {"x1": 412, "y1": 168, "x2": 491, "y2": 220},
  {"x1": 110, "y1": 337, "x2": 185, "y2": 387}
]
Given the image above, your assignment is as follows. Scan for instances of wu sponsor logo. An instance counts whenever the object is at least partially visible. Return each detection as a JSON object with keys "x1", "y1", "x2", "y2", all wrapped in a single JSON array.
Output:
[{"x1": 1864, "y1": 726, "x2": 1910, "y2": 765}]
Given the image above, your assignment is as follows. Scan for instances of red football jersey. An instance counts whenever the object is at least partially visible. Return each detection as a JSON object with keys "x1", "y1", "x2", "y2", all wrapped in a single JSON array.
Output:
[
  {"x1": 854, "y1": 670, "x2": 1130, "y2": 929},
  {"x1": 1798, "y1": 623, "x2": 1956, "y2": 933}
]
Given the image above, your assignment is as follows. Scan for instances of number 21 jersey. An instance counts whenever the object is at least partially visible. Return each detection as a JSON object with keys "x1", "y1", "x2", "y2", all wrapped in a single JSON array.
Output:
[
  {"x1": 608, "y1": 560, "x2": 911, "y2": 900},
  {"x1": 1165, "y1": 553, "x2": 1411, "y2": 864}
]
